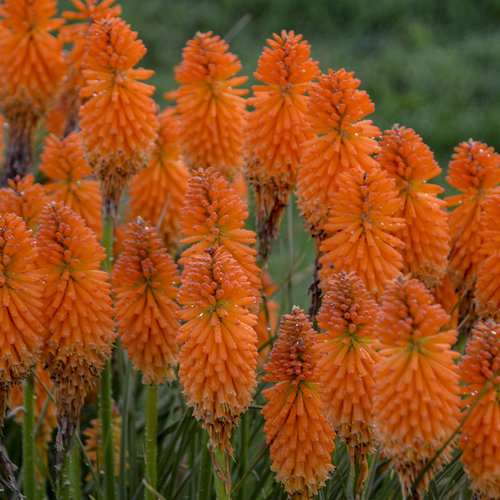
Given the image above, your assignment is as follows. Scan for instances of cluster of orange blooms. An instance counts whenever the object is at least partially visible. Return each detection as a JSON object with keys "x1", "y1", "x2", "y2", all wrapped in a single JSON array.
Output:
[{"x1": 0, "y1": 1, "x2": 498, "y2": 499}]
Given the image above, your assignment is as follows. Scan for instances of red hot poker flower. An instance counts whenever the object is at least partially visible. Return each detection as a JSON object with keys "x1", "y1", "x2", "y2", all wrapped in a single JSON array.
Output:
[
  {"x1": 79, "y1": 16, "x2": 159, "y2": 217},
  {"x1": 376, "y1": 125, "x2": 450, "y2": 285},
  {"x1": 262, "y1": 306, "x2": 334, "y2": 499},
  {"x1": 171, "y1": 31, "x2": 248, "y2": 180},
  {"x1": 0, "y1": 0, "x2": 66, "y2": 181},
  {"x1": 374, "y1": 275, "x2": 461, "y2": 497},
  {"x1": 297, "y1": 68, "x2": 381, "y2": 237},
  {"x1": 177, "y1": 248, "x2": 258, "y2": 454},
  {"x1": 475, "y1": 194, "x2": 500, "y2": 321},
  {"x1": 37, "y1": 202, "x2": 115, "y2": 455},
  {"x1": 315, "y1": 271, "x2": 380, "y2": 459},
  {"x1": 446, "y1": 139, "x2": 500, "y2": 287},
  {"x1": 246, "y1": 30, "x2": 319, "y2": 256},
  {"x1": 457, "y1": 321, "x2": 500, "y2": 499},
  {"x1": 112, "y1": 219, "x2": 181, "y2": 385},
  {"x1": 0, "y1": 212, "x2": 44, "y2": 429},
  {"x1": 319, "y1": 168, "x2": 405, "y2": 298}
]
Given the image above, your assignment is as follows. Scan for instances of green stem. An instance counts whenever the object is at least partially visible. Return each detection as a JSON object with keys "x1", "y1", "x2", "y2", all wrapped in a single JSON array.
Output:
[
  {"x1": 287, "y1": 199, "x2": 294, "y2": 308},
  {"x1": 119, "y1": 355, "x2": 131, "y2": 500},
  {"x1": 69, "y1": 439, "x2": 82, "y2": 500},
  {"x1": 58, "y1": 451, "x2": 71, "y2": 499},
  {"x1": 211, "y1": 447, "x2": 230, "y2": 500},
  {"x1": 22, "y1": 373, "x2": 36, "y2": 500},
  {"x1": 144, "y1": 385, "x2": 158, "y2": 500},
  {"x1": 100, "y1": 210, "x2": 115, "y2": 500},
  {"x1": 239, "y1": 413, "x2": 248, "y2": 487}
]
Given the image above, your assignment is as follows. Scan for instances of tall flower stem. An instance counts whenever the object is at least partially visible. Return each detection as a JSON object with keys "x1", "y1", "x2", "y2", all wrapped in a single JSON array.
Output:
[
  {"x1": 100, "y1": 210, "x2": 115, "y2": 500},
  {"x1": 210, "y1": 447, "x2": 230, "y2": 500},
  {"x1": 144, "y1": 384, "x2": 158, "y2": 500},
  {"x1": 22, "y1": 373, "x2": 36, "y2": 500},
  {"x1": 58, "y1": 451, "x2": 71, "y2": 499},
  {"x1": 69, "y1": 433, "x2": 82, "y2": 500}
]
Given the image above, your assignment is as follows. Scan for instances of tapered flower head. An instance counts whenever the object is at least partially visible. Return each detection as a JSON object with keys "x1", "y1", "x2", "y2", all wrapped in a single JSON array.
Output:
[
  {"x1": 315, "y1": 271, "x2": 380, "y2": 459},
  {"x1": 0, "y1": 0, "x2": 66, "y2": 182},
  {"x1": 319, "y1": 168, "x2": 405, "y2": 298},
  {"x1": 297, "y1": 68, "x2": 381, "y2": 236},
  {"x1": 447, "y1": 139, "x2": 500, "y2": 193},
  {"x1": 246, "y1": 30, "x2": 319, "y2": 252},
  {"x1": 475, "y1": 194, "x2": 500, "y2": 320},
  {"x1": 112, "y1": 218, "x2": 180, "y2": 385},
  {"x1": 0, "y1": 174, "x2": 49, "y2": 230},
  {"x1": 376, "y1": 125, "x2": 449, "y2": 285},
  {"x1": 39, "y1": 132, "x2": 102, "y2": 234},
  {"x1": 177, "y1": 247, "x2": 258, "y2": 453},
  {"x1": 179, "y1": 168, "x2": 261, "y2": 304},
  {"x1": 0, "y1": 212, "x2": 44, "y2": 428},
  {"x1": 171, "y1": 31, "x2": 248, "y2": 180},
  {"x1": 79, "y1": 16, "x2": 159, "y2": 217},
  {"x1": 37, "y1": 202, "x2": 115, "y2": 454},
  {"x1": 374, "y1": 275, "x2": 461, "y2": 497},
  {"x1": 128, "y1": 107, "x2": 190, "y2": 253},
  {"x1": 0, "y1": 0, "x2": 65, "y2": 115},
  {"x1": 457, "y1": 321, "x2": 500, "y2": 499},
  {"x1": 262, "y1": 306, "x2": 334, "y2": 499},
  {"x1": 446, "y1": 140, "x2": 500, "y2": 287}
]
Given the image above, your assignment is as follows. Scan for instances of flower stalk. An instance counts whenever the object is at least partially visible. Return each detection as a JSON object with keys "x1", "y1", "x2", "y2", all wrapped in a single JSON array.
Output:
[
  {"x1": 144, "y1": 384, "x2": 158, "y2": 500},
  {"x1": 22, "y1": 373, "x2": 35, "y2": 500}
]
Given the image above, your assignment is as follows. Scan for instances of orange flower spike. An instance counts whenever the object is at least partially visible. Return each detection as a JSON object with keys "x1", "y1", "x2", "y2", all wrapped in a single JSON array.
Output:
[
  {"x1": 246, "y1": 31, "x2": 319, "y2": 249},
  {"x1": 262, "y1": 306, "x2": 334, "y2": 499},
  {"x1": 177, "y1": 248, "x2": 258, "y2": 453},
  {"x1": 315, "y1": 271, "x2": 380, "y2": 459},
  {"x1": 179, "y1": 168, "x2": 261, "y2": 301},
  {"x1": 37, "y1": 202, "x2": 115, "y2": 454},
  {"x1": 172, "y1": 31, "x2": 248, "y2": 180},
  {"x1": 128, "y1": 107, "x2": 190, "y2": 253},
  {"x1": 79, "y1": 16, "x2": 159, "y2": 217},
  {"x1": 297, "y1": 68, "x2": 381, "y2": 236},
  {"x1": 376, "y1": 125, "x2": 450, "y2": 285},
  {"x1": 457, "y1": 321, "x2": 500, "y2": 499},
  {"x1": 0, "y1": 212, "x2": 44, "y2": 428},
  {"x1": 475, "y1": 194, "x2": 500, "y2": 320},
  {"x1": 319, "y1": 168, "x2": 405, "y2": 298},
  {"x1": 0, "y1": 174, "x2": 49, "y2": 230},
  {"x1": 446, "y1": 140, "x2": 500, "y2": 285},
  {"x1": 0, "y1": 0, "x2": 66, "y2": 181},
  {"x1": 39, "y1": 132, "x2": 102, "y2": 235},
  {"x1": 374, "y1": 276, "x2": 461, "y2": 497},
  {"x1": 112, "y1": 219, "x2": 180, "y2": 385}
]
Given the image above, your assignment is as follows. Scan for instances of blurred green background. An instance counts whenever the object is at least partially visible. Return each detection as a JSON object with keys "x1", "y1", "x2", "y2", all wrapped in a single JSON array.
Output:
[{"x1": 59, "y1": 0, "x2": 500, "y2": 311}]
